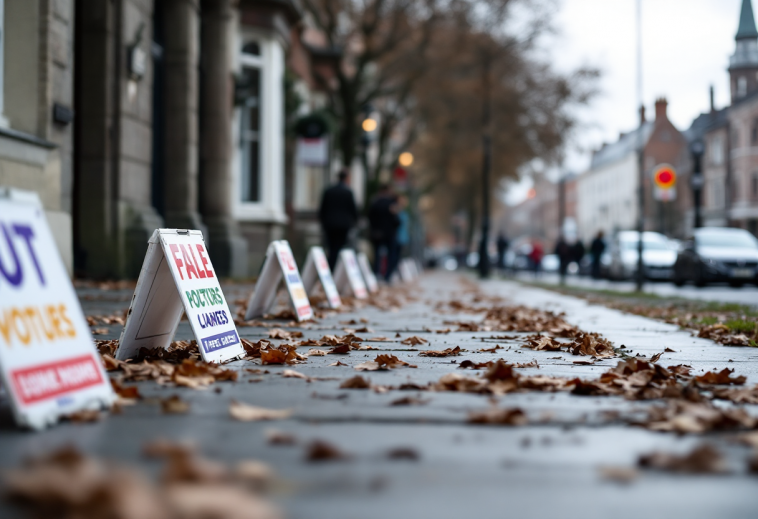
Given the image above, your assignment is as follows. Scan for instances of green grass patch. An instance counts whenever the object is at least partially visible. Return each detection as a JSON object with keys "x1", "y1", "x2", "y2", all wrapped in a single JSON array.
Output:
[{"x1": 724, "y1": 319, "x2": 758, "y2": 334}]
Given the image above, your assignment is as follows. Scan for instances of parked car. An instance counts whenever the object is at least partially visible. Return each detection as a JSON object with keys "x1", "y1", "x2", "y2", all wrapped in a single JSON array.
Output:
[
  {"x1": 673, "y1": 227, "x2": 758, "y2": 287},
  {"x1": 607, "y1": 231, "x2": 677, "y2": 281}
]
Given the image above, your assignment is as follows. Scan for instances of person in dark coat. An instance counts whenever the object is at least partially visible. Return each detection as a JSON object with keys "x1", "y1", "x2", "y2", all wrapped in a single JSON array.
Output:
[
  {"x1": 368, "y1": 184, "x2": 400, "y2": 280},
  {"x1": 554, "y1": 235, "x2": 571, "y2": 284},
  {"x1": 590, "y1": 230, "x2": 606, "y2": 279},
  {"x1": 496, "y1": 233, "x2": 509, "y2": 271},
  {"x1": 319, "y1": 169, "x2": 358, "y2": 269}
]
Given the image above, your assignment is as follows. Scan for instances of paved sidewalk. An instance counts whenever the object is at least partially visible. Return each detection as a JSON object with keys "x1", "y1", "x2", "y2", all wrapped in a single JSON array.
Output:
[
  {"x1": 512, "y1": 270, "x2": 758, "y2": 307},
  {"x1": 1, "y1": 272, "x2": 757, "y2": 518}
]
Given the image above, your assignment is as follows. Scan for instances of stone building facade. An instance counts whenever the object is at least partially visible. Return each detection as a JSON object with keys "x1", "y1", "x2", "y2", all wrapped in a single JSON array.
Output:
[
  {"x1": 0, "y1": 0, "x2": 342, "y2": 278},
  {"x1": 0, "y1": 0, "x2": 75, "y2": 272}
]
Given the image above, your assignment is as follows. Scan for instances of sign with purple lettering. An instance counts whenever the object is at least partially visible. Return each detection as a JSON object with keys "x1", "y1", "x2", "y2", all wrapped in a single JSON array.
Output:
[
  {"x1": 0, "y1": 188, "x2": 114, "y2": 430},
  {"x1": 245, "y1": 241, "x2": 314, "y2": 321},
  {"x1": 117, "y1": 229, "x2": 244, "y2": 364}
]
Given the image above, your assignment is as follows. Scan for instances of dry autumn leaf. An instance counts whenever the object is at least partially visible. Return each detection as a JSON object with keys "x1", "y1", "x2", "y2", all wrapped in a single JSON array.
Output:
[
  {"x1": 695, "y1": 368, "x2": 746, "y2": 385},
  {"x1": 401, "y1": 336, "x2": 428, "y2": 346},
  {"x1": 229, "y1": 400, "x2": 293, "y2": 422},
  {"x1": 638, "y1": 444, "x2": 727, "y2": 474},
  {"x1": 160, "y1": 395, "x2": 190, "y2": 414},
  {"x1": 305, "y1": 440, "x2": 350, "y2": 462},
  {"x1": 339, "y1": 376, "x2": 371, "y2": 389}
]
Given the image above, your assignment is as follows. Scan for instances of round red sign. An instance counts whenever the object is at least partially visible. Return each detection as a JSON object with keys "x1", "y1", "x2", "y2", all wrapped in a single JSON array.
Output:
[{"x1": 653, "y1": 165, "x2": 676, "y2": 189}]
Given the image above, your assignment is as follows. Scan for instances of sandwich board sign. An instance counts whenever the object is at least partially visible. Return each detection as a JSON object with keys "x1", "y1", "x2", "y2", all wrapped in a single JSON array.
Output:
[
  {"x1": 245, "y1": 241, "x2": 313, "y2": 321},
  {"x1": 301, "y1": 246, "x2": 341, "y2": 309},
  {"x1": 0, "y1": 188, "x2": 114, "y2": 429},
  {"x1": 117, "y1": 229, "x2": 244, "y2": 364},
  {"x1": 357, "y1": 252, "x2": 379, "y2": 293},
  {"x1": 399, "y1": 258, "x2": 414, "y2": 282},
  {"x1": 333, "y1": 249, "x2": 368, "y2": 299}
]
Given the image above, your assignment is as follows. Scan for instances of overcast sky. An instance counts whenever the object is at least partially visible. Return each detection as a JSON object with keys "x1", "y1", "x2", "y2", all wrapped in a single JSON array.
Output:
[{"x1": 504, "y1": 0, "x2": 746, "y2": 203}]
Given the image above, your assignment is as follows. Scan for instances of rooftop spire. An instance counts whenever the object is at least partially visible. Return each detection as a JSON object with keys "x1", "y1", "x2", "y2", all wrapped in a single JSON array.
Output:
[{"x1": 736, "y1": 0, "x2": 758, "y2": 40}]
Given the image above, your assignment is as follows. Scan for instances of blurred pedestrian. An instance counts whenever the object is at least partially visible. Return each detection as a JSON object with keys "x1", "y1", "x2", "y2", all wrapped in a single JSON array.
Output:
[
  {"x1": 496, "y1": 233, "x2": 509, "y2": 271},
  {"x1": 590, "y1": 230, "x2": 606, "y2": 279},
  {"x1": 368, "y1": 184, "x2": 400, "y2": 280},
  {"x1": 529, "y1": 239, "x2": 544, "y2": 276},
  {"x1": 318, "y1": 169, "x2": 358, "y2": 269},
  {"x1": 554, "y1": 235, "x2": 570, "y2": 284},
  {"x1": 570, "y1": 239, "x2": 585, "y2": 268},
  {"x1": 387, "y1": 195, "x2": 409, "y2": 281}
]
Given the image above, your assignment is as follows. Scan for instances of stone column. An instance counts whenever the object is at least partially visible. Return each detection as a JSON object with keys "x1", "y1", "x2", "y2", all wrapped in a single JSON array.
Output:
[
  {"x1": 199, "y1": 0, "x2": 247, "y2": 277},
  {"x1": 163, "y1": 0, "x2": 206, "y2": 233}
]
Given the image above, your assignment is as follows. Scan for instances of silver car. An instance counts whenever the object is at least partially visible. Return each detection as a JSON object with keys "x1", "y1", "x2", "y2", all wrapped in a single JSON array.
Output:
[{"x1": 608, "y1": 231, "x2": 677, "y2": 281}]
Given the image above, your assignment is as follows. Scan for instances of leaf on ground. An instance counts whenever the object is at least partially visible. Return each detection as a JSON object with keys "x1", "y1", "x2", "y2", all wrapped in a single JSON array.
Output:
[
  {"x1": 328, "y1": 360, "x2": 348, "y2": 367},
  {"x1": 401, "y1": 336, "x2": 428, "y2": 346},
  {"x1": 160, "y1": 395, "x2": 190, "y2": 414},
  {"x1": 638, "y1": 444, "x2": 727, "y2": 474},
  {"x1": 598, "y1": 466, "x2": 639, "y2": 484},
  {"x1": 268, "y1": 328, "x2": 303, "y2": 340},
  {"x1": 469, "y1": 407, "x2": 527, "y2": 426},
  {"x1": 282, "y1": 369, "x2": 309, "y2": 381},
  {"x1": 522, "y1": 335, "x2": 563, "y2": 352},
  {"x1": 478, "y1": 345, "x2": 502, "y2": 353},
  {"x1": 266, "y1": 429, "x2": 297, "y2": 446},
  {"x1": 229, "y1": 400, "x2": 292, "y2": 422},
  {"x1": 355, "y1": 354, "x2": 417, "y2": 370},
  {"x1": 386, "y1": 447, "x2": 420, "y2": 461},
  {"x1": 339, "y1": 376, "x2": 371, "y2": 389},
  {"x1": 390, "y1": 396, "x2": 429, "y2": 406},
  {"x1": 419, "y1": 346, "x2": 461, "y2": 357},
  {"x1": 305, "y1": 440, "x2": 350, "y2": 462},
  {"x1": 695, "y1": 368, "x2": 746, "y2": 385}
]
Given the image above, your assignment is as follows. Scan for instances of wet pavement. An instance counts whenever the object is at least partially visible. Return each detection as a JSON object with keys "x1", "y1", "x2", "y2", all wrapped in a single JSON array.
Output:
[
  {"x1": 514, "y1": 271, "x2": 758, "y2": 307},
  {"x1": 1, "y1": 272, "x2": 757, "y2": 518}
]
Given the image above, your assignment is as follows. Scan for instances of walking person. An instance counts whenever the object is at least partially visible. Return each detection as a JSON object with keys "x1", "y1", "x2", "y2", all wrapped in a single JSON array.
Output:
[
  {"x1": 590, "y1": 230, "x2": 606, "y2": 280},
  {"x1": 368, "y1": 184, "x2": 400, "y2": 280},
  {"x1": 318, "y1": 169, "x2": 358, "y2": 269},
  {"x1": 496, "y1": 233, "x2": 509, "y2": 272},
  {"x1": 554, "y1": 235, "x2": 571, "y2": 285},
  {"x1": 387, "y1": 195, "x2": 409, "y2": 281},
  {"x1": 529, "y1": 239, "x2": 544, "y2": 277}
]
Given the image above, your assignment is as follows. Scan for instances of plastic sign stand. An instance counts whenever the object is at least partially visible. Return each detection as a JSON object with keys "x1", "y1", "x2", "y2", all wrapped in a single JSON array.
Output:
[
  {"x1": 117, "y1": 229, "x2": 244, "y2": 364},
  {"x1": 333, "y1": 249, "x2": 368, "y2": 299},
  {"x1": 245, "y1": 241, "x2": 314, "y2": 321},
  {"x1": 0, "y1": 188, "x2": 114, "y2": 430},
  {"x1": 399, "y1": 259, "x2": 415, "y2": 282},
  {"x1": 301, "y1": 246, "x2": 341, "y2": 309},
  {"x1": 357, "y1": 252, "x2": 379, "y2": 293}
]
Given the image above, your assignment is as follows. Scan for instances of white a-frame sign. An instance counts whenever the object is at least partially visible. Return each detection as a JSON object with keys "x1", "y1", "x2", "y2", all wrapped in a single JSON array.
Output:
[
  {"x1": 0, "y1": 188, "x2": 114, "y2": 429},
  {"x1": 301, "y1": 246, "x2": 341, "y2": 309},
  {"x1": 357, "y1": 252, "x2": 379, "y2": 293},
  {"x1": 116, "y1": 229, "x2": 245, "y2": 364},
  {"x1": 245, "y1": 240, "x2": 314, "y2": 321},
  {"x1": 333, "y1": 249, "x2": 368, "y2": 299}
]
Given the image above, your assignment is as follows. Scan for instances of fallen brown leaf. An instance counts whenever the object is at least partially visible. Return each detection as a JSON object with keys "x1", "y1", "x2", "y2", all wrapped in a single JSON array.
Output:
[{"x1": 229, "y1": 401, "x2": 293, "y2": 422}]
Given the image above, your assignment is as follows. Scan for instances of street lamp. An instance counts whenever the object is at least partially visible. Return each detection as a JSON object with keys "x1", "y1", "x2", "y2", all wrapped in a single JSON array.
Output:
[
  {"x1": 399, "y1": 152, "x2": 414, "y2": 167},
  {"x1": 690, "y1": 139, "x2": 705, "y2": 229},
  {"x1": 362, "y1": 118, "x2": 378, "y2": 132}
]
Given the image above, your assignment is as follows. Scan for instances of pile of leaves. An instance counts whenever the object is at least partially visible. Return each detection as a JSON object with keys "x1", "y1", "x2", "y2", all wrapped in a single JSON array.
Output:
[
  {"x1": 3, "y1": 444, "x2": 281, "y2": 519},
  {"x1": 98, "y1": 340, "x2": 238, "y2": 389},
  {"x1": 521, "y1": 332, "x2": 616, "y2": 359},
  {"x1": 535, "y1": 285, "x2": 758, "y2": 348}
]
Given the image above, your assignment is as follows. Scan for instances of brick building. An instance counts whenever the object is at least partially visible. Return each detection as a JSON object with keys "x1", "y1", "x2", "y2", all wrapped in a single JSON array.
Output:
[
  {"x1": 697, "y1": 0, "x2": 758, "y2": 236},
  {"x1": 576, "y1": 99, "x2": 688, "y2": 242}
]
